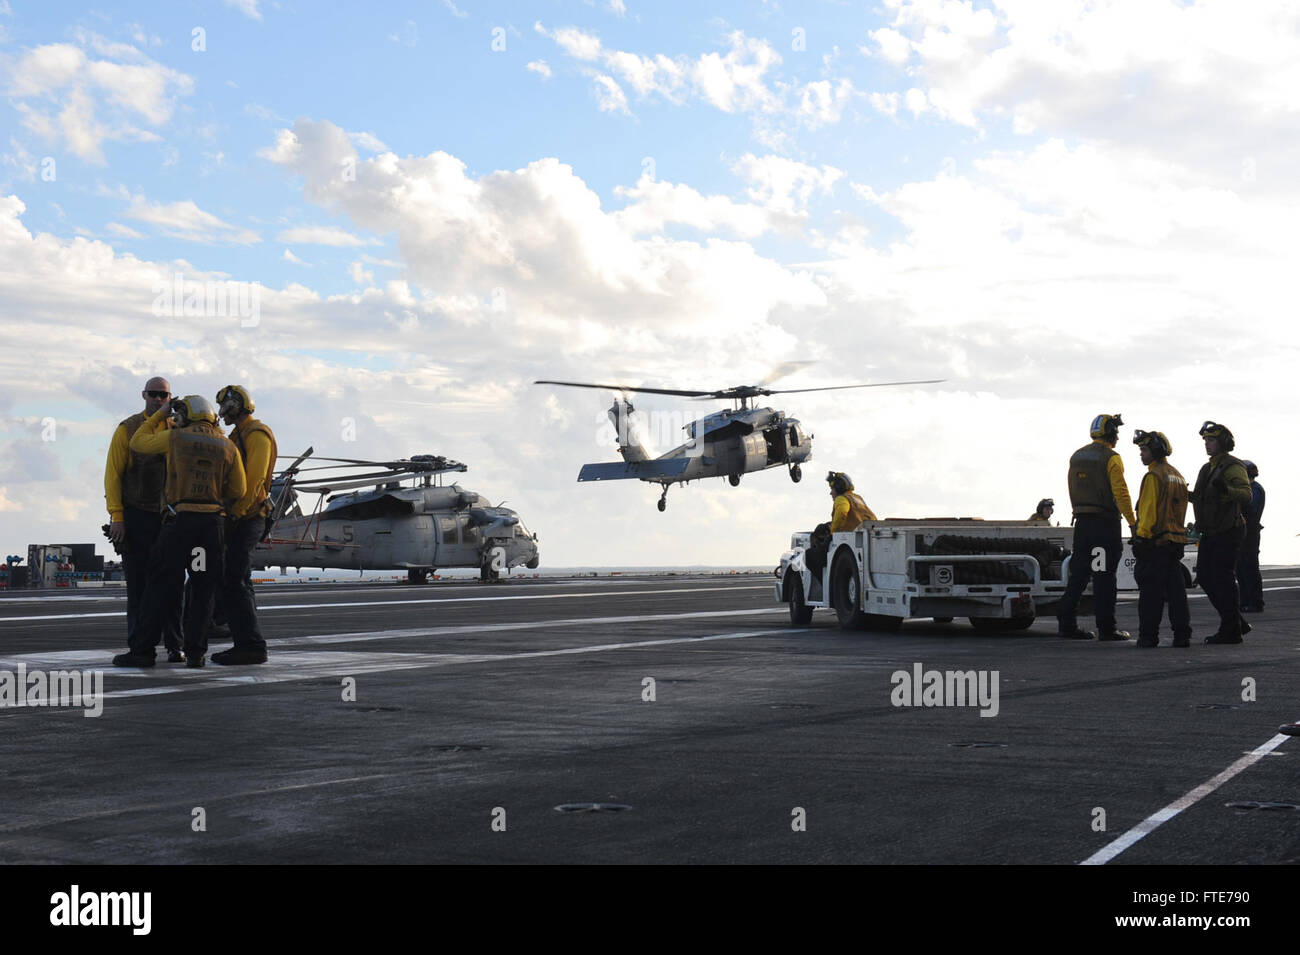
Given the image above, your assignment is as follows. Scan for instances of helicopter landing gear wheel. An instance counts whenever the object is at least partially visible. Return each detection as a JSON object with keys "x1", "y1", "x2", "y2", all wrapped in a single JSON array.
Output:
[
  {"x1": 728, "y1": 473, "x2": 741, "y2": 487},
  {"x1": 657, "y1": 487, "x2": 668, "y2": 512},
  {"x1": 790, "y1": 464, "x2": 802, "y2": 483}
]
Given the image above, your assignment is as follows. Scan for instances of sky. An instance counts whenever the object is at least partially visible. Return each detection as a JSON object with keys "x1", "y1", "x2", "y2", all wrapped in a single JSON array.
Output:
[{"x1": 0, "y1": 0, "x2": 1296, "y2": 569}]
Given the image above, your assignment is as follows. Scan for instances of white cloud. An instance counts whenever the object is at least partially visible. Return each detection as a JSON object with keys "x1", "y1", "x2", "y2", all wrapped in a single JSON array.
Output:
[
  {"x1": 442, "y1": 0, "x2": 468, "y2": 18},
  {"x1": 904, "y1": 87, "x2": 929, "y2": 116},
  {"x1": 796, "y1": 78, "x2": 854, "y2": 126},
  {"x1": 537, "y1": 26, "x2": 855, "y2": 131},
  {"x1": 690, "y1": 32, "x2": 782, "y2": 114},
  {"x1": 283, "y1": 248, "x2": 308, "y2": 265},
  {"x1": 349, "y1": 131, "x2": 389, "y2": 153},
  {"x1": 550, "y1": 26, "x2": 604, "y2": 61},
  {"x1": 4, "y1": 42, "x2": 194, "y2": 163},
  {"x1": 347, "y1": 261, "x2": 374, "y2": 286},
  {"x1": 872, "y1": 0, "x2": 1300, "y2": 162},
  {"x1": 105, "y1": 221, "x2": 144, "y2": 239},
  {"x1": 592, "y1": 75, "x2": 629, "y2": 114},
  {"x1": 526, "y1": 60, "x2": 553, "y2": 80},
  {"x1": 125, "y1": 196, "x2": 260, "y2": 244},
  {"x1": 261, "y1": 119, "x2": 825, "y2": 337},
  {"x1": 609, "y1": 0, "x2": 627, "y2": 16},
  {"x1": 277, "y1": 225, "x2": 378, "y2": 246},
  {"x1": 869, "y1": 91, "x2": 900, "y2": 116},
  {"x1": 869, "y1": 27, "x2": 912, "y2": 64},
  {"x1": 732, "y1": 154, "x2": 842, "y2": 219},
  {"x1": 225, "y1": 0, "x2": 262, "y2": 21},
  {"x1": 613, "y1": 174, "x2": 772, "y2": 238}
]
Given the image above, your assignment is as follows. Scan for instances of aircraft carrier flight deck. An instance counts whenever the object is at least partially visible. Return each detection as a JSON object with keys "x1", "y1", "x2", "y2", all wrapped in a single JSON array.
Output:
[{"x1": 2, "y1": 570, "x2": 1299, "y2": 865}]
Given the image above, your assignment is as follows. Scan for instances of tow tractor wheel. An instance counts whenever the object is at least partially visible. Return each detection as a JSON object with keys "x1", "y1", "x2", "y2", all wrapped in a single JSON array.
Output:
[
  {"x1": 788, "y1": 572, "x2": 813, "y2": 625},
  {"x1": 830, "y1": 552, "x2": 869, "y2": 630},
  {"x1": 728, "y1": 473, "x2": 742, "y2": 487},
  {"x1": 407, "y1": 568, "x2": 429, "y2": 584}
]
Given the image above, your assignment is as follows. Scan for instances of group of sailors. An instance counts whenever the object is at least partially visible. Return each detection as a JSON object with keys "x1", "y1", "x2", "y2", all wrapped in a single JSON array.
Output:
[
  {"x1": 105, "y1": 377, "x2": 277, "y2": 668},
  {"x1": 1039, "y1": 414, "x2": 1263, "y2": 646}
]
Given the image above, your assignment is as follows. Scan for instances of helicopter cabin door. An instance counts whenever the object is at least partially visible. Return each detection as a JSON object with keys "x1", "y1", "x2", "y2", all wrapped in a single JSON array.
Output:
[
  {"x1": 435, "y1": 515, "x2": 480, "y2": 568},
  {"x1": 401, "y1": 515, "x2": 436, "y2": 568}
]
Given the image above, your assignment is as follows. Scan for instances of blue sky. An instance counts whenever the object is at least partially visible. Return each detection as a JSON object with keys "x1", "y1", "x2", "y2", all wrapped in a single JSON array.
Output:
[{"x1": 1, "y1": 0, "x2": 1297, "y2": 566}]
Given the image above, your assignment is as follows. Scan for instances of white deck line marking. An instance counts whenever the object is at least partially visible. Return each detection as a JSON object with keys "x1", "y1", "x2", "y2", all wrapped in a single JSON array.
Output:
[
  {"x1": 0, "y1": 627, "x2": 803, "y2": 705},
  {"x1": 0, "y1": 585, "x2": 770, "y2": 622},
  {"x1": 0, "y1": 577, "x2": 777, "y2": 604},
  {"x1": 0, "y1": 608, "x2": 787, "y2": 672},
  {"x1": 1080, "y1": 733, "x2": 1293, "y2": 865}
]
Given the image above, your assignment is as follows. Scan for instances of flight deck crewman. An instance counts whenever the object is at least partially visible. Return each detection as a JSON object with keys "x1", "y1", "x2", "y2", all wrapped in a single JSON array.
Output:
[
  {"x1": 1189, "y1": 421, "x2": 1252, "y2": 644},
  {"x1": 829, "y1": 471, "x2": 877, "y2": 532},
  {"x1": 805, "y1": 471, "x2": 877, "y2": 580},
  {"x1": 1028, "y1": 498, "x2": 1054, "y2": 523},
  {"x1": 211, "y1": 384, "x2": 276, "y2": 666},
  {"x1": 111, "y1": 396, "x2": 244, "y2": 669},
  {"x1": 1057, "y1": 413, "x2": 1137, "y2": 642},
  {"x1": 1131, "y1": 430, "x2": 1191, "y2": 648},
  {"x1": 104, "y1": 376, "x2": 183, "y2": 661}
]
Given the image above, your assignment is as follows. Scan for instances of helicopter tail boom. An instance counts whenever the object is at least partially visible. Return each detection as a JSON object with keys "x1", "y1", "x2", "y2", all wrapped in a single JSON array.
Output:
[
  {"x1": 578, "y1": 458, "x2": 692, "y2": 482},
  {"x1": 608, "y1": 398, "x2": 650, "y2": 463}
]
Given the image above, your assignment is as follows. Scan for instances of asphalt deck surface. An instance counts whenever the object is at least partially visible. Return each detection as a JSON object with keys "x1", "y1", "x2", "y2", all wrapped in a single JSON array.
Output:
[{"x1": 1, "y1": 570, "x2": 1298, "y2": 865}]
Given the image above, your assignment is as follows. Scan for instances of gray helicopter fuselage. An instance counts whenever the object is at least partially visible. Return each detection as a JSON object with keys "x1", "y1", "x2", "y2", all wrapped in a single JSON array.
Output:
[
  {"x1": 253, "y1": 482, "x2": 539, "y2": 573},
  {"x1": 651, "y1": 405, "x2": 812, "y2": 483}
]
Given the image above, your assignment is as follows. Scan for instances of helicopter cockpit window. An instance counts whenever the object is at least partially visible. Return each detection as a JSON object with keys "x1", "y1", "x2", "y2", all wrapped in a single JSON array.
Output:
[
  {"x1": 514, "y1": 523, "x2": 530, "y2": 538},
  {"x1": 440, "y1": 518, "x2": 457, "y2": 544},
  {"x1": 789, "y1": 425, "x2": 800, "y2": 446},
  {"x1": 459, "y1": 516, "x2": 479, "y2": 544}
]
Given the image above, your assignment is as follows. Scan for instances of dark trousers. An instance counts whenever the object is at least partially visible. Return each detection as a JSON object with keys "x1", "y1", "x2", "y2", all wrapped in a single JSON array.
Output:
[
  {"x1": 1198, "y1": 525, "x2": 1245, "y2": 637},
  {"x1": 1134, "y1": 545, "x2": 1191, "y2": 641},
  {"x1": 1058, "y1": 515, "x2": 1122, "y2": 633},
  {"x1": 223, "y1": 515, "x2": 267, "y2": 650},
  {"x1": 1236, "y1": 526, "x2": 1263, "y2": 609},
  {"x1": 130, "y1": 512, "x2": 225, "y2": 659},
  {"x1": 123, "y1": 506, "x2": 182, "y2": 652}
]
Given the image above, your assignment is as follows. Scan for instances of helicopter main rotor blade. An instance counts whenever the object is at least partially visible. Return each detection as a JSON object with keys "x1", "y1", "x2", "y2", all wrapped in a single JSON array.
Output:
[
  {"x1": 535, "y1": 380, "x2": 713, "y2": 398},
  {"x1": 284, "y1": 455, "x2": 468, "y2": 473},
  {"x1": 761, "y1": 378, "x2": 947, "y2": 395},
  {"x1": 757, "y1": 360, "x2": 817, "y2": 387}
]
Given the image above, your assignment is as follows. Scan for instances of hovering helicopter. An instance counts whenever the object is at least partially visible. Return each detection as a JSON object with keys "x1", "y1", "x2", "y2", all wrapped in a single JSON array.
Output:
[
  {"x1": 536, "y1": 373, "x2": 944, "y2": 511},
  {"x1": 252, "y1": 450, "x2": 539, "y2": 582}
]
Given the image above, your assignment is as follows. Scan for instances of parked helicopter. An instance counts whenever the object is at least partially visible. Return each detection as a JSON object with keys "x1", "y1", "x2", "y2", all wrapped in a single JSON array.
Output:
[
  {"x1": 253, "y1": 450, "x2": 539, "y2": 582},
  {"x1": 536, "y1": 375, "x2": 944, "y2": 511}
]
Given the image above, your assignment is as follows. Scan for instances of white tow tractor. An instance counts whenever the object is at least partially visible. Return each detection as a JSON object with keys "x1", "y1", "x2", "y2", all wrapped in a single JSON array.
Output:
[
  {"x1": 776, "y1": 519, "x2": 1199, "y2": 631},
  {"x1": 775, "y1": 519, "x2": 1079, "y2": 631}
]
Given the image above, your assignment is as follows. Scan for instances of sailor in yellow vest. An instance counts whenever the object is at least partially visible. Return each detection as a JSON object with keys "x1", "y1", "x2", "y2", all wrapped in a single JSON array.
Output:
[
  {"x1": 1057, "y1": 413, "x2": 1137, "y2": 641},
  {"x1": 1131, "y1": 430, "x2": 1191, "y2": 648},
  {"x1": 103, "y1": 376, "x2": 183, "y2": 661},
  {"x1": 806, "y1": 471, "x2": 877, "y2": 582},
  {"x1": 1028, "y1": 498, "x2": 1054, "y2": 523},
  {"x1": 211, "y1": 385, "x2": 277, "y2": 665},
  {"x1": 829, "y1": 471, "x2": 877, "y2": 531},
  {"x1": 112, "y1": 396, "x2": 244, "y2": 668}
]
